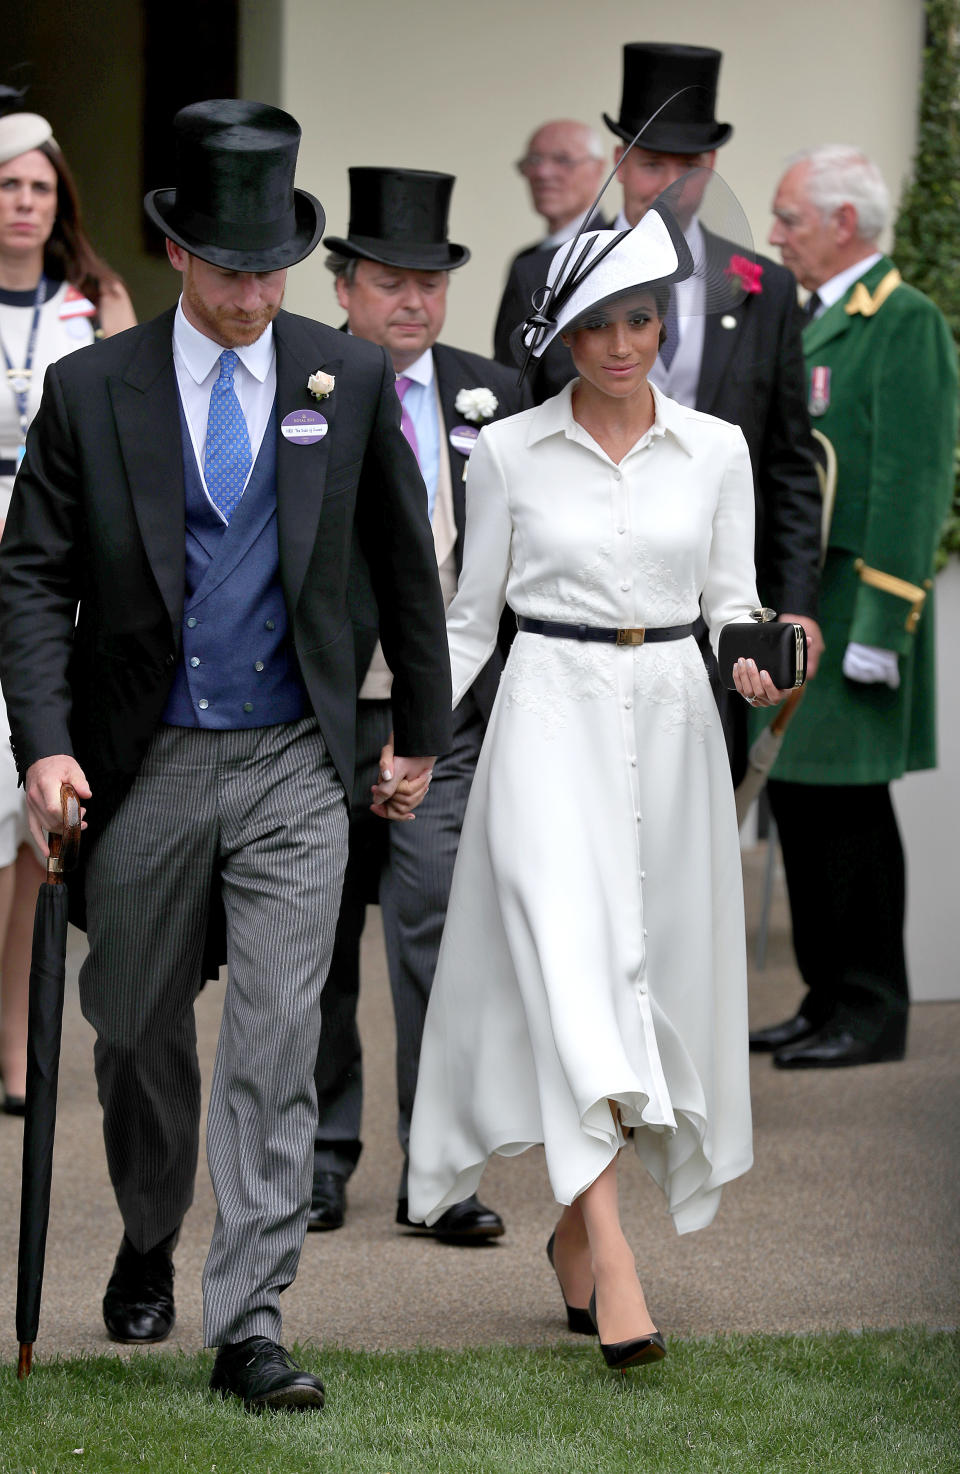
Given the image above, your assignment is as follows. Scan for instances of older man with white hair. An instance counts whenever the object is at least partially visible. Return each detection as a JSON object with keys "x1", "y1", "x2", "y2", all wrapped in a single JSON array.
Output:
[
  {"x1": 750, "y1": 145, "x2": 958, "y2": 1069},
  {"x1": 493, "y1": 120, "x2": 608, "y2": 400}
]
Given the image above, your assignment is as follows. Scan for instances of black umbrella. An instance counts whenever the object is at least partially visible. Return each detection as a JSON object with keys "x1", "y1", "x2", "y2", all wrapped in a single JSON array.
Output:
[{"x1": 16, "y1": 784, "x2": 81, "y2": 1379}]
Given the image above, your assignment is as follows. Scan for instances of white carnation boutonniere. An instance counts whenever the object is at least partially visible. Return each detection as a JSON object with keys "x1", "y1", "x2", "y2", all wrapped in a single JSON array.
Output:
[
  {"x1": 455, "y1": 386, "x2": 498, "y2": 423},
  {"x1": 307, "y1": 370, "x2": 336, "y2": 401}
]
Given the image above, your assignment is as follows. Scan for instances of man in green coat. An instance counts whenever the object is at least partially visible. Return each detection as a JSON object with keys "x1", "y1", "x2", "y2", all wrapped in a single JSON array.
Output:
[{"x1": 750, "y1": 145, "x2": 957, "y2": 1068}]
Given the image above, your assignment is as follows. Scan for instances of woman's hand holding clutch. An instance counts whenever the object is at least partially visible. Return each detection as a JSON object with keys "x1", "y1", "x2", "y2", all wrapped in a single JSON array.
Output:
[{"x1": 731, "y1": 659, "x2": 790, "y2": 709}]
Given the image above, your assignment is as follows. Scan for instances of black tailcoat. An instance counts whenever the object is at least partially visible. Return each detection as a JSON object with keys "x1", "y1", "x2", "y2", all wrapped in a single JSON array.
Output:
[
  {"x1": 0, "y1": 306, "x2": 452, "y2": 926},
  {"x1": 695, "y1": 232, "x2": 820, "y2": 615}
]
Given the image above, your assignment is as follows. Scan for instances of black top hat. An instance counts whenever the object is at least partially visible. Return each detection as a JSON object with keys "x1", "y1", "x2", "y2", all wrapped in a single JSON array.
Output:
[
  {"x1": 603, "y1": 43, "x2": 733, "y2": 154},
  {"x1": 144, "y1": 99, "x2": 324, "y2": 272},
  {"x1": 324, "y1": 168, "x2": 470, "y2": 271}
]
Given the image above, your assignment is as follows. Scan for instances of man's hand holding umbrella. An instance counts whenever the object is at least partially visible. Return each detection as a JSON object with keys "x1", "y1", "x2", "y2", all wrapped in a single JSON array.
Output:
[{"x1": 24, "y1": 757, "x2": 90, "y2": 855}]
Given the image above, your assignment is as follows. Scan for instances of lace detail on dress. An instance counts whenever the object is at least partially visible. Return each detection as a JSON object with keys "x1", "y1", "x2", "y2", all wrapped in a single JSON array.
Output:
[
  {"x1": 631, "y1": 538, "x2": 700, "y2": 627},
  {"x1": 504, "y1": 637, "x2": 615, "y2": 738},
  {"x1": 522, "y1": 544, "x2": 614, "y2": 625},
  {"x1": 635, "y1": 646, "x2": 714, "y2": 741}
]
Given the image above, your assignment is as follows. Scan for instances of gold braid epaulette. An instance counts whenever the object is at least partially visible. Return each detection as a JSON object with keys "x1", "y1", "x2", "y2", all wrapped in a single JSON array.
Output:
[
  {"x1": 854, "y1": 559, "x2": 932, "y2": 632},
  {"x1": 845, "y1": 269, "x2": 902, "y2": 317}
]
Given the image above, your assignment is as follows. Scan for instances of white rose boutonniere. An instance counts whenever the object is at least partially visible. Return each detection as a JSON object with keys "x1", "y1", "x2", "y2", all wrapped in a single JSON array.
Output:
[
  {"x1": 455, "y1": 386, "x2": 498, "y2": 423},
  {"x1": 308, "y1": 370, "x2": 336, "y2": 401}
]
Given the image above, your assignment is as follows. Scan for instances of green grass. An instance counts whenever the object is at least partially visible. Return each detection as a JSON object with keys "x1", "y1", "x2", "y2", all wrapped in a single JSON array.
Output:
[{"x1": 2, "y1": 1331, "x2": 958, "y2": 1473}]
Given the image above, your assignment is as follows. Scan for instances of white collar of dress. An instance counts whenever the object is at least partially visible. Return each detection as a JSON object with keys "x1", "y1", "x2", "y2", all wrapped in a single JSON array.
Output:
[{"x1": 527, "y1": 379, "x2": 696, "y2": 458}]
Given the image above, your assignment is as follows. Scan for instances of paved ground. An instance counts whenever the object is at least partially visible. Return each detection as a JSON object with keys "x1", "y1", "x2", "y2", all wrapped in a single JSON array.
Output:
[{"x1": 2, "y1": 843, "x2": 958, "y2": 1364}]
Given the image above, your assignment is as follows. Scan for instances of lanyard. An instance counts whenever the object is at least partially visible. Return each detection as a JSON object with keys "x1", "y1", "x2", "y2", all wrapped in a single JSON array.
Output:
[{"x1": 0, "y1": 276, "x2": 46, "y2": 449}]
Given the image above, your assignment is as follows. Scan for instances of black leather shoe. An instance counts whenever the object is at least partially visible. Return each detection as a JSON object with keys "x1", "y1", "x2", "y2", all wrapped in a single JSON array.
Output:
[
  {"x1": 396, "y1": 1193, "x2": 505, "y2": 1243},
  {"x1": 749, "y1": 1013, "x2": 818, "y2": 1053},
  {"x1": 774, "y1": 1025, "x2": 906, "y2": 1069},
  {"x1": 102, "y1": 1232, "x2": 176, "y2": 1344},
  {"x1": 1, "y1": 1092, "x2": 26, "y2": 1117},
  {"x1": 588, "y1": 1290, "x2": 666, "y2": 1371},
  {"x1": 306, "y1": 1171, "x2": 346, "y2": 1232},
  {"x1": 210, "y1": 1336, "x2": 324, "y2": 1411}
]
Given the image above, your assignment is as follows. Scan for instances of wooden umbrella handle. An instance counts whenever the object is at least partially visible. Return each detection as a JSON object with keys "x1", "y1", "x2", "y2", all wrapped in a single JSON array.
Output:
[{"x1": 46, "y1": 783, "x2": 81, "y2": 883}]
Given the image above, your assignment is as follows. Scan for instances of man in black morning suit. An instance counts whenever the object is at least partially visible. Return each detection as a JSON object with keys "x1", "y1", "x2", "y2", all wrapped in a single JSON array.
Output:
[
  {"x1": 307, "y1": 168, "x2": 527, "y2": 1240},
  {"x1": 0, "y1": 103, "x2": 450, "y2": 1411},
  {"x1": 606, "y1": 43, "x2": 824, "y2": 768},
  {"x1": 493, "y1": 119, "x2": 607, "y2": 402}
]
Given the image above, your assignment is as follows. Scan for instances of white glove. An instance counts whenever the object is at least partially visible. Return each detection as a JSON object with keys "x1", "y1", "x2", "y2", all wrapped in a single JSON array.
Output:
[{"x1": 842, "y1": 642, "x2": 900, "y2": 689}]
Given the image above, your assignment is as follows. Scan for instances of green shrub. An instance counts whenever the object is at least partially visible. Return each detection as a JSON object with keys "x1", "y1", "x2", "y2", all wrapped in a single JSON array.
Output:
[{"x1": 892, "y1": 0, "x2": 960, "y2": 567}]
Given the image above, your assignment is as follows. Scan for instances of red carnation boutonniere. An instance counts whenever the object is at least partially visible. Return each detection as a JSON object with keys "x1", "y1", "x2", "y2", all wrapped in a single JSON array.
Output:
[{"x1": 725, "y1": 255, "x2": 763, "y2": 295}]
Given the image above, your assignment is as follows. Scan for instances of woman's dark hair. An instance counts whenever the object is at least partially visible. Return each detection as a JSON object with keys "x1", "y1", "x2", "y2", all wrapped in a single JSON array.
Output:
[{"x1": 38, "y1": 140, "x2": 124, "y2": 306}]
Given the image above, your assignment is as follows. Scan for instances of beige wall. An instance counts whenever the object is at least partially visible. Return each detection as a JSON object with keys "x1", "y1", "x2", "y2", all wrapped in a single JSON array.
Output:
[{"x1": 277, "y1": 0, "x2": 925, "y2": 352}]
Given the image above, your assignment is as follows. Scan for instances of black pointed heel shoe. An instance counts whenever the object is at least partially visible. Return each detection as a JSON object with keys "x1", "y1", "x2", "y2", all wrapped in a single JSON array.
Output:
[
  {"x1": 588, "y1": 1290, "x2": 666, "y2": 1370},
  {"x1": 545, "y1": 1231, "x2": 594, "y2": 1335}
]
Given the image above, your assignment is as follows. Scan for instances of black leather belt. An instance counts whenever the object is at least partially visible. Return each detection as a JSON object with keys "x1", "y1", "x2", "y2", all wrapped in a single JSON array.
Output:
[
  {"x1": 516, "y1": 616, "x2": 694, "y2": 646},
  {"x1": 0, "y1": 458, "x2": 18, "y2": 477}
]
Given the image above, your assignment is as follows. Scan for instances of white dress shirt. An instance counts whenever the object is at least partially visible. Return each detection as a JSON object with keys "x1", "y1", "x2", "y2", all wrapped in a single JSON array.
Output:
[
  {"x1": 808, "y1": 253, "x2": 883, "y2": 318},
  {"x1": 172, "y1": 301, "x2": 277, "y2": 523},
  {"x1": 541, "y1": 209, "x2": 595, "y2": 251},
  {"x1": 614, "y1": 210, "x2": 706, "y2": 408},
  {"x1": 395, "y1": 346, "x2": 440, "y2": 518}
]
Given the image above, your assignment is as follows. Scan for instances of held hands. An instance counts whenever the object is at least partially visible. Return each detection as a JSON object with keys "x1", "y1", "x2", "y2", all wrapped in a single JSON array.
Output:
[
  {"x1": 732, "y1": 659, "x2": 791, "y2": 709},
  {"x1": 24, "y1": 755, "x2": 91, "y2": 856},
  {"x1": 370, "y1": 736, "x2": 435, "y2": 821}
]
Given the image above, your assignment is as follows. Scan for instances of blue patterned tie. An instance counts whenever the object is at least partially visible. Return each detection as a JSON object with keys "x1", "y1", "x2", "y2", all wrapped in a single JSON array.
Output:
[{"x1": 204, "y1": 350, "x2": 252, "y2": 522}]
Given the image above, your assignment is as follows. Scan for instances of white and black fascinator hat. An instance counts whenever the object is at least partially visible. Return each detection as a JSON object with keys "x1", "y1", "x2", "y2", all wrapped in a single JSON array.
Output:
[
  {"x1": 524, "y1": 206, "x2": 693, "y2": 359},
  {"x1": 513, "y1": 84, "x2": 756, "y2": 383}
]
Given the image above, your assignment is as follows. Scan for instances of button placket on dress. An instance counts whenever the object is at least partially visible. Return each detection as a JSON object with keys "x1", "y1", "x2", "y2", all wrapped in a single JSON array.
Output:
[{"x1": 611, "y1": 458, "x2": 648, "y2": 989}]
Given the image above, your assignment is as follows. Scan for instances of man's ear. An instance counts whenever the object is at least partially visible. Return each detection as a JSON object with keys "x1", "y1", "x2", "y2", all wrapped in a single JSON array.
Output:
[
  {"x1": 334, "y1": 274, "x2": 351, "y2": 313},
  {"x1": 166, "y1": 238, "x2": 188, "y2": 272},
  {"x1": 833, "y1": 202, "x2": 859, "y2": 247}
]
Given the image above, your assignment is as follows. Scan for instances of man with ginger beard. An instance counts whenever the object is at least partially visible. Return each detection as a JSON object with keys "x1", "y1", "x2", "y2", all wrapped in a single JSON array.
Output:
[{"x1": 0, "y1": 101, "x2": 450, "y2": 1410}]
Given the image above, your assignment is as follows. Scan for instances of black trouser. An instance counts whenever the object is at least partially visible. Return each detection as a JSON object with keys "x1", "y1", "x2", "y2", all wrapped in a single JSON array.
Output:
[{"x1": 767, "y1": 779, "x2": 909, "y2": 1045}]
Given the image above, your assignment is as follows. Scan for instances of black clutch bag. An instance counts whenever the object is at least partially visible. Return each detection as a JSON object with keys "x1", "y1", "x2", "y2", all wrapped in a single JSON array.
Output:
[{"x1": 717, "y1": 613, "x2": 807, "y2": 691}]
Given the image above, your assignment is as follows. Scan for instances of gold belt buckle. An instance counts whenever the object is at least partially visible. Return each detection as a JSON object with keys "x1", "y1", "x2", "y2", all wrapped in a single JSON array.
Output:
[{"x1": 616, "y1": 627, "x2": 645, "y2": 646}]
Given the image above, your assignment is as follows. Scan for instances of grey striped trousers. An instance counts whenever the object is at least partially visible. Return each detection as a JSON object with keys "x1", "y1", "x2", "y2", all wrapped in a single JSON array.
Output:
[{"x1": 79, "y1": 718, "x2": 347, "y2": 1346}]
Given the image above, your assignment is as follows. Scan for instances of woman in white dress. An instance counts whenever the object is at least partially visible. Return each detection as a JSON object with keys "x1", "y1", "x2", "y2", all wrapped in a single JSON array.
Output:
[
  {"x1": 405, "y1": 201, "x2": 790, "y2": 1369},
  {"x1": 0, "y1": 94, "x2": 135, "y2": 1113}
]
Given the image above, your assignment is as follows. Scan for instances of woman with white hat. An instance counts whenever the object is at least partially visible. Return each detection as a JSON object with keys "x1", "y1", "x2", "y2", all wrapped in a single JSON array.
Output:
[
  {"x1": 407, "y1": 191, "x2": 790, "y2": 1369},
  {"x1": 0, "y1": 89, "x2": 135, "y2": 1115}
]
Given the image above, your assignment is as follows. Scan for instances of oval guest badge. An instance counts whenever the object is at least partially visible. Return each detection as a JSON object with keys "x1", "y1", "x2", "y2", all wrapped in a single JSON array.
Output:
[
  {"x1": 281, "y1": 408, "x2": 328, "y2": 444},
  {"x1": 449, "y1": 424, "x2": 480, "y2": 457}
]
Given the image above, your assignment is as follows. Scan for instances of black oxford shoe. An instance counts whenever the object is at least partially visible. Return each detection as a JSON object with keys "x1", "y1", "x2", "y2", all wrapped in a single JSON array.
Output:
[
  {"x1": 306, "y1": 1171, "x2": 346, "y2": 1232},
  {"x1": 102, "y1": 1232, "x2": 176, "y2": 1344},
  {"x1": 396, "y1": 1193, "x2": 505, "y2": 1243},
  {"x1": 210, "y1": 1336, "x2": 324, "y2": 1411},
  {"x1": 749, "y1": 1013, "x2": 818, "y2": 1052},
  {"x1": 774, "y1": 1025, "x2": 906, "y2": 1069}
]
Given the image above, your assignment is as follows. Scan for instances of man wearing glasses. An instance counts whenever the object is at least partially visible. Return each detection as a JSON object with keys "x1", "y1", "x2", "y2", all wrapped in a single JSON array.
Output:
[{"x1": 493, "y1": 120, "x2": 607, "y2": 401}]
